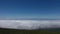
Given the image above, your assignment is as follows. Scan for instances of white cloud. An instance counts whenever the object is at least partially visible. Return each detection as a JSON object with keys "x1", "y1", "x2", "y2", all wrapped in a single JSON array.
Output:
[{"x1": 0, "y1": 20, "x2": 60, "y2": 30}]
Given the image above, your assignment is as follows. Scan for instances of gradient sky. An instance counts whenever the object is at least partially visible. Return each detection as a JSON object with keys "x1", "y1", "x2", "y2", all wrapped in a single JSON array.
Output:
[{"x1": 0, "y1": 0, "x2": 60, "y2": 19}]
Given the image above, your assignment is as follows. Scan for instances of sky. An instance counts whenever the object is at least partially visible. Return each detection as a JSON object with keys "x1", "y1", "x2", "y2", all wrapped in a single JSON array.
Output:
[
  {"x1": 0, "y1": 0, "x2": 60, "y2": 19},
  {"x1": 0, "y1": 0, "x2": 60, "y2": 30}
]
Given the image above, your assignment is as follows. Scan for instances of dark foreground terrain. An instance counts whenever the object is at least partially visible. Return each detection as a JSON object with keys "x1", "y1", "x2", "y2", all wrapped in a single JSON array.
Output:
[{"x1": 0, "y1": 28, "x2": 60, "y2": 34}]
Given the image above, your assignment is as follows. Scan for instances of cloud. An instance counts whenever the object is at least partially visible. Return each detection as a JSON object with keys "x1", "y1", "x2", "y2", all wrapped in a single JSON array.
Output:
[{"x1": 0, "y1": 20, "x2": 60, "y2": 30}]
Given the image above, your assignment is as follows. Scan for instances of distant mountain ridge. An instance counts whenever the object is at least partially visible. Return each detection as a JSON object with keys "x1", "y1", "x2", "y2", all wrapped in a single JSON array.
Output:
[{"x1": 0, "y1": 18, "x2": 60, "y2": 20}]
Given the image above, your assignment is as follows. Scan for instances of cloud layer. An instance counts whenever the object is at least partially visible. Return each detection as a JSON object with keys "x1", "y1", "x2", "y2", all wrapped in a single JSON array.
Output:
[{"x1": 0, "y1": 20, "x2": 60, "y2": 30}]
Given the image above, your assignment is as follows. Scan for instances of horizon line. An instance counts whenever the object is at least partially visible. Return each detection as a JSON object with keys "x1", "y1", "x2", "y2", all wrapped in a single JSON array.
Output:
[{"x1": 0, "y1": 18, "x2": 60, "y2": 20}]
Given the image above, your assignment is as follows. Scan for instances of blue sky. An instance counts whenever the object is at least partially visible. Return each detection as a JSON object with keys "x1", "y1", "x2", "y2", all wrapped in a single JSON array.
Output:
[{"x1": 0, "y1": 0, "x2": 60, "y2": 19}]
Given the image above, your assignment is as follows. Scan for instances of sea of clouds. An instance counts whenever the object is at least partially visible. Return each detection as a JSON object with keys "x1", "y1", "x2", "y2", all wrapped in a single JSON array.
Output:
[{"x1": 0, "y1": 20, "x2": 60, "y2": 30}]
